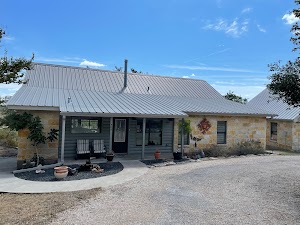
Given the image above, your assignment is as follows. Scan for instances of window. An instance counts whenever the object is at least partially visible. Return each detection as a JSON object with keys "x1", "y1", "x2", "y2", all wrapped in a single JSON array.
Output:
[
  {"x1": 217, "y1": 121, "x2": 227, "y2": 144},
  {"x1": 136, "y1": 119, "x2": 162, "y2": 146},
  {"x1": 270, "y1": 122, "x2": 277, "y2": 141},
  {"x1": 71, "y1": 117, "x2": 101, "y2": 133},
  {"x1": 178, "y1": 130, "x2": 190, "y2": 145}
]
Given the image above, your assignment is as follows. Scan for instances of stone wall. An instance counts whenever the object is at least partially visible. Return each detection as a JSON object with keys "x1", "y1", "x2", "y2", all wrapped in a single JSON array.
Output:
[
  {"x1": 292, "y1": 123, "x2": 300, "y2": 151},
  {"x1": 175, "y1": 115, "x2": 267, "y2": 152},
  {"x1": 17, "y1": 110, "x2": 60, "y2": 169}
]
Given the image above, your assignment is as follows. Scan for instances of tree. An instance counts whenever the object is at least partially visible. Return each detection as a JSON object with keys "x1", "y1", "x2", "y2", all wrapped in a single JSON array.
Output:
[
  {"x1": 267, "y1": 0, "x2": 300, "y2": 106},
  {"x1": 0, "y1": 28, "x2": 34, "y2": 84},
  {"x1": 224, "y1": 91, "x2": 248, "y2": 104}
]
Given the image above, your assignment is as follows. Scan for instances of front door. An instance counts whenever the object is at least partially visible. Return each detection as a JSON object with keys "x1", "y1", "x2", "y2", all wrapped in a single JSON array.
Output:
[{"x1": 112, "y1": 118, "x2": 128, "y2": 153}]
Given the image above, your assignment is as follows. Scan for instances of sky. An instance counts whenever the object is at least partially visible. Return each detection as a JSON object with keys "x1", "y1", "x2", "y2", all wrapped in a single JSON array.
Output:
[{"x1": 1, "y1": 0, "x2": 299, "y2": 100}]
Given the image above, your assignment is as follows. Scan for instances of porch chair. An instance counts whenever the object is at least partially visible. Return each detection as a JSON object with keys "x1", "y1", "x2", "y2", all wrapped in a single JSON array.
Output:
[
  {"x1": 93, "y1": 140, "x2": 106, "y2": 158},
  {"x1": 76, "y1": 139, "x2": 90, "y2": 159}
]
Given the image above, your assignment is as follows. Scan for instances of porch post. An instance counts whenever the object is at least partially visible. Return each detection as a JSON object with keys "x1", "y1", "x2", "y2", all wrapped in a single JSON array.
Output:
[
  {"x1": 60, "y1": 115, "x2": 66, "y2": 163},
  {"x1": 142, "y1": 118, "x2": 146, "y2": 160},
  {"x1": 181, "y1": 118, "x2": 184, "y2": 157},
  {"x1": 109, "y1": 117, "x2": 113, "y2": 152}
]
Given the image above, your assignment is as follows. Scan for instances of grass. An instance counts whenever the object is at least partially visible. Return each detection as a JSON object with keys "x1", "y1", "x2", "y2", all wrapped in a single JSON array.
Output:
[{"x1": 0, "y1": 188, "x2": 102, "y2": 225}]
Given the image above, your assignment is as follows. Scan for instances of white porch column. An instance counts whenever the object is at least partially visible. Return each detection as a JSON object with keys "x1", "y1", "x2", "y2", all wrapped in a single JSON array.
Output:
[
  {"x1": 60, "y1": 115, "x2": 66, "y2": 163},
  {"x1": 109, "y1": 117, "x2": 113, "y2": 152},
  {"x1": 141, "y1": 118, "x2": 146, "y2": 160},
  {"x1": 181, "y1": 118, "x2": 184, "y2": 157}
]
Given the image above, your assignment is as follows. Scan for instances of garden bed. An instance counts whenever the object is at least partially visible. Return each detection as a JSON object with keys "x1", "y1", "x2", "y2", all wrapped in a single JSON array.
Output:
[{"x1": 14, "y1": 162, "x2": 123, "y2": 182}]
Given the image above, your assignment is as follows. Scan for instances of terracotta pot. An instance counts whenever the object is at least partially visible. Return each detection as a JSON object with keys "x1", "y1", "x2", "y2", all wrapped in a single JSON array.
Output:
[
  {"x1": 54, "y1": 166, "x2": 68, "y2": 179},
  {"x1": 154, "y1": 152, "x2": 161, "y2": 159}
]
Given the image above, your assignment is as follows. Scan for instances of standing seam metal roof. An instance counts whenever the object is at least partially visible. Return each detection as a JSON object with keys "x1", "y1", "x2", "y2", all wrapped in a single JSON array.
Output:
[
  {"x1": 248, "y1": 88, "x2": 300, "y2": 120},
  {"x1": 7, "y1": 63, "x2": 275, "y2": 117}
]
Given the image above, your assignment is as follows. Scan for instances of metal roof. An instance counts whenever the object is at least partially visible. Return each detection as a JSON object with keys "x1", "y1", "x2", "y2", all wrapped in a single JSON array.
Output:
[
  {"x1": 24, "y1": 63, "x2": 223, "y2": 99},
  {"x1": 248, "y1": 88, "x2": 300, "y2": 121},
  {"x1": 7, "y1": 63, "x2": 275, "y2": 118}
]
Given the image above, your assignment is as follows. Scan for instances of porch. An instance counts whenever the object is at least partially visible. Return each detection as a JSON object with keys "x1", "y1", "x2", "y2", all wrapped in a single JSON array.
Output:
[{"x1": 58, "y1": 116, "x2": 177, "y2": 161}]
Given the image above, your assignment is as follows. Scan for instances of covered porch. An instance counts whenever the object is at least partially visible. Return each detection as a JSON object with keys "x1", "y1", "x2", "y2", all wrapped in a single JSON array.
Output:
[{"x1": 59, "y1": 114, "x2": 185, "y2": 162}]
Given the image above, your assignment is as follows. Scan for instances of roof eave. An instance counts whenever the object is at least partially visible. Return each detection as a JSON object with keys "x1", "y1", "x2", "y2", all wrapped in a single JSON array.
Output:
[
  {"x1": 7, "y1": 105, "x2": 60, "y2": 111},
  {"x1": 185, "y1": 112, "x2": 277, "y2": 117},
  {"x1": 59, "y1": 112, "x2": 188, "y2": 118}
]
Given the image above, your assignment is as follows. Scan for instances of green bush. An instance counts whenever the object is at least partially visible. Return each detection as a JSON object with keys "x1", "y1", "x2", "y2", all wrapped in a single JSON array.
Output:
[
  {"x1": 202, "y1": 140, "x2": 265, "y2": 157},
  {"x1": 0, "y1": 128, "x2": 17, "y2": 148}
]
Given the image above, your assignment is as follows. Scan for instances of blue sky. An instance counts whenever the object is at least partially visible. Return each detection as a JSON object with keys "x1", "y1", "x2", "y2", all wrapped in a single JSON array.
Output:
[{"x1": 1, "y1": 0, "x2": 299, "y2": 100}]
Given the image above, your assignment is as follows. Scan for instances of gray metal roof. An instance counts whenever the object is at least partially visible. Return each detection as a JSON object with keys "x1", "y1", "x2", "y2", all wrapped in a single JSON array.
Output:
[
  {"x1": 7, "y1": 63, "x2": 275, "y2": 118},
  {"x1": 248, "y1": 88, "x2": 300, "y2": 121},
  {"x1": 24, "y1": 63, "x2": 223, "y2": 99}
]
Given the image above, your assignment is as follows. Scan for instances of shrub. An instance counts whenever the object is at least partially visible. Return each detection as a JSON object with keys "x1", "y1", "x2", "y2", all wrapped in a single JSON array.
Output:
[
  {"x1": 203, "y1": 145, "x2": 231, "y2": 157},
  {"x1": 231, "y1": 140, "x2": 265, "y2": 156},
  {"x1": 202, "y1": 140, "x2": 265, "y2": 157},
  {"x1": 0, "y1": 128, "x2": 17, "y2": 148}
]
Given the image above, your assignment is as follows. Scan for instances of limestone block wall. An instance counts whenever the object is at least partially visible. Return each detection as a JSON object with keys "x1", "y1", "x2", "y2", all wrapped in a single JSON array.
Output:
[
  {"x1": 266, "y1": 120, "x2": 293, "y2": 151},
  {"x1": 292, "y1": 123, "x2": 300, "y2": 151},
  {"x1": 17, "y1": 110, "x2": 60, "y2": 169},
  {"x1": 176, "y1": 115, "x2": 267, "y2": 152}
]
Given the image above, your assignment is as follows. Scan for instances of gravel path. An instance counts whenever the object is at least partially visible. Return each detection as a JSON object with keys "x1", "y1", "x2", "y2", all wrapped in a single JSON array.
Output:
[{"x1": 50, "y1": 155, "x2": 300, "y2": 225}]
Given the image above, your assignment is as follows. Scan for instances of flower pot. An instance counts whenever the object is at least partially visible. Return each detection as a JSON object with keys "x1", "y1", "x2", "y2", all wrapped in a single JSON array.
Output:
[
  {"x1": 106, "y1": 154, "x2": 114, "y2": 162},
  {"x1": 173, "y1": 152, "x2": 182, "y2": 160},
  {"x1": 54, "y1": 166, "x2": 68, "y2": 179},
  {"x1": 154, "y1": 152, "x2": 161, "y2": 159}
]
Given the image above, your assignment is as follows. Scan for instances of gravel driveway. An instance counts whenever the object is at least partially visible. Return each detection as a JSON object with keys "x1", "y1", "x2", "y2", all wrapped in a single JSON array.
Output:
[{"x1": 50, "y1": 155, "x2": 300, "y2": 225}]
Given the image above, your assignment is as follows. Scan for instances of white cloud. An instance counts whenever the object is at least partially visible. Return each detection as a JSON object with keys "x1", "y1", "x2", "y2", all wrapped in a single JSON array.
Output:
[
  {"x1": 165, "y1": 64, "x2": 265, "y2": 74},
  {"x1": 2, "y1": 36, "x2": 15, "y2": 42},
  {"x1": 282, "y1": 12, "x2": 299, "y2": 25},
  {"x1": 203, "y1": 18, "x2": 249, "y2": 38},
  {"x1": 37, "y1": 57, "x2": 80, "y2": 63},
  {"x1": 182, "y1": 76, "x2": 189, "y2": 78},
  {"x1": 241, "y1": 8, "x2": 252, "y2": 14},
  {"x1": 257, "y1": 24, "x2": 266, "y2": 33},
  {"x1": 79, "y1": 60, "x2": 105, "y2": 68},
  {"x1": 191, "y1": 74, "x2": 196, "y2": 77}
]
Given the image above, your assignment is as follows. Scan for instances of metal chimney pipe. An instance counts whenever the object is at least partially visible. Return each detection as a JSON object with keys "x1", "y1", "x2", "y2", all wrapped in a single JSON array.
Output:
[{"x1": 124, "y1": 59, "x2": 128, "y2": 88}]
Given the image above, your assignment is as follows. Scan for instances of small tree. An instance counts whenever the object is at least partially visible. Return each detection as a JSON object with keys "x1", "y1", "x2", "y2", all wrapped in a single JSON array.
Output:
[
  {"x1": 224, "y1": 91, "x2": 248, "y2": 104},
  {"x1": 1, "y1": 110, "x2": 59, "y2": 166}
]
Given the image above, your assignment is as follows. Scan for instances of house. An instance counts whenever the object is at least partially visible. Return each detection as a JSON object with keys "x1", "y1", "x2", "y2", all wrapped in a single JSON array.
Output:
[
  {"x1": 248, "y1": 88, "x2": 300, "y2": 151},
  {"x1": 7, "y1": 62, "x2": 274, "y2": 168}
]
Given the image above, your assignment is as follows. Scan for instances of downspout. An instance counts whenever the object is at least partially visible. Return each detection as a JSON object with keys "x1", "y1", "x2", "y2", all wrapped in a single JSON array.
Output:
[
  {"x1": 60, "y1": 115, "x2": 66, "y2": 163},
  {"x1": 124, "y1": 59, "x2": 128, "y2": 88}
]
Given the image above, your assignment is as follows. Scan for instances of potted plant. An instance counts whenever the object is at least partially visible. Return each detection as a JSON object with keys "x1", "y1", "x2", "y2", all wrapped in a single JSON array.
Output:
[
  {"x1": 173, "y1": 151, "x2": 182, "y2": 160},
  {"x1": 106, "y1": 150, "x2": 115, "y2": 162},
  {"x1": 154, "y1": 149, "x2": 160, "y2": 159}
]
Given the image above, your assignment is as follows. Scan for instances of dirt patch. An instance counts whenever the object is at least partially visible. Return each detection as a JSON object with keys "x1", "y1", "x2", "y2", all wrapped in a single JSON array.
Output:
[{"x1": 0, "y1": 188, "x2": 102, "y2": 225}]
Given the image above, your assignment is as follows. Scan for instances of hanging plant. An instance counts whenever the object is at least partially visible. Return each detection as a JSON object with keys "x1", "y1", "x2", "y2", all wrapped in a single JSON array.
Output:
[{"x1": 197, "y1": 118, "x2": 211, "y2": 134}]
